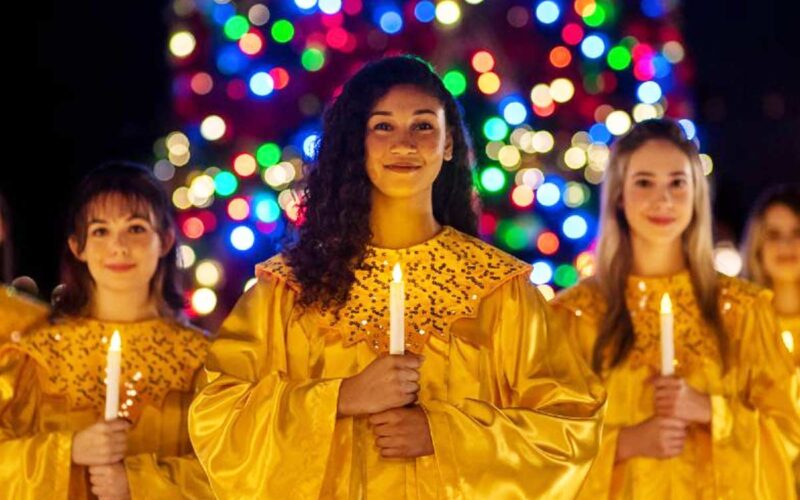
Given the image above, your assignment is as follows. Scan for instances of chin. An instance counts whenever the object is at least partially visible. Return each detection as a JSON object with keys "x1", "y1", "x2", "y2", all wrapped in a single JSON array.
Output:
[{"x1": 374, "y1": 184, "x2": 430, "y2": 199}]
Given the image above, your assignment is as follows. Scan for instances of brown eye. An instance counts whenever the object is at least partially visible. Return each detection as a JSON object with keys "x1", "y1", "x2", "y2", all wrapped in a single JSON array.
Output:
[
  {"x1": 129, "y1": 224, "x2": 147, "y2": 234},
  {"x1": 90, "y1": 227, "x2": 108, "y2": 237},
  {"x1": 373, "y1": 122, "x2": 392, "y2": 131},
  {"x1": 634, "y1": 179, "x2": 652, "y2": 188},
  {"x1": 413, "y1": 122, "x2": 434, "y2": 131}
]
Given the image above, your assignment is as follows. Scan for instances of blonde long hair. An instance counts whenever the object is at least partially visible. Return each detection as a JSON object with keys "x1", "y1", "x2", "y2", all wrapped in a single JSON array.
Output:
[
  {"x1": 740, "y1": 184, "x2": 800, "y2": 286},
  {"x1": 591, "y1": 119, "x2": 725, "y2": 372}
]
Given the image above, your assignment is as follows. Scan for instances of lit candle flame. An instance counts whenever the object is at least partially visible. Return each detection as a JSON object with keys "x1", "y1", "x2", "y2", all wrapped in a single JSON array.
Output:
[
  {"x1": 110, "y1": 330, "x2": 122, "y2": 351},
  {"x1": 392, "y1": 263, "x2": 403, "y2": 283},
  {"x1": 660, "y1": 293, "x2": 672, "y2": 315}
]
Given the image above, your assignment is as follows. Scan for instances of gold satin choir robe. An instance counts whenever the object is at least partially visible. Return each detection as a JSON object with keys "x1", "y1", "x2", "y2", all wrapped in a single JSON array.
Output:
[
  {"x1": 0, "y1": 284, "x2": 49, "y2": 344},
  {"x1": 0, "y1": 316, "x2": 214, "y2": 499},
  {"x1": 551, "y1": 272, "x2": 800, "y2": 499},
  {"x1": 778, "y1": 314, "x2": 800, "y2": 492},
  {"x1": 189, "y1": 226, "x2": 606, "y2": 499},
  {"x1": 779, "y1": 314, "x2": 800, "y2": 368}
]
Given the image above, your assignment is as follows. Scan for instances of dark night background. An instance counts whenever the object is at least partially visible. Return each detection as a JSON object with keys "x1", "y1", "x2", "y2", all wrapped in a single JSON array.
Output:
[{"x1": 2, "y1": 0, "x2": 798, "y2": 299}]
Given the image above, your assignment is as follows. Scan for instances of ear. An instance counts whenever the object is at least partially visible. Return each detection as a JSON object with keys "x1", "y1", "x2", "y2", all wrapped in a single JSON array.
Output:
[
  {"x1": 68, "y1": 236, "x2": 87, "y2": 263},
  {"x1": 443, "y1": 131, "x2": 454, "y2": 162},
  {"x1": 160, "y1": 228, "x2": 176, "y2": 257}
]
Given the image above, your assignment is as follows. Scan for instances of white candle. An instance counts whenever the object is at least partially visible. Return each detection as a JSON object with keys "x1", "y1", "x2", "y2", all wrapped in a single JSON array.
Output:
[
  {"x1": 104, "y1": 330, "x2": 122, "y2": 420},
  {"x1": 660, "y1": 293, "x2": 675, "y2": 376},
  {"x1": 389, "y1": 263, "x2": 405, "y2": 355}
]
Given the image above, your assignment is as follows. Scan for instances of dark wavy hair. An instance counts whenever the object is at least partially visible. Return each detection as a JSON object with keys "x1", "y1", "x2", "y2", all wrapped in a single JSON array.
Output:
[
  {"x1": 54, "y1": 162, "x2": 184, "y2": 317},
  {"x1": 286, "y1": 55, "x2": 478, "y2": 308}
]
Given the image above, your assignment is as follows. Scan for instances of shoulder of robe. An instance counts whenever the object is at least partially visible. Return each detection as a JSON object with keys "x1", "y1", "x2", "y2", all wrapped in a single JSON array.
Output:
[
  {"x1": 717, "y1": 274, "x2": 772, "y2": 311},
  {"x1": 254, "y1": 253, "x2": 301, "y2": 293},
  {"x1": 157, "y1": 317, "x2": 211, "y2": 370},
  {"x1": 551, "y1": 278, "x2": 606, "y2": 320},
  {"x1": 0, "y1": 285, "x2": 51, "y2": 344},
  {"x1": 444, "y1": 228, "x2": 532, "y2": 281}
]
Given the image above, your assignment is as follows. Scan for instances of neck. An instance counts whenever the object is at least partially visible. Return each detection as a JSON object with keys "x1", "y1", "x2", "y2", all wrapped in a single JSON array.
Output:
[
  {"x1": 90, "y1": 286, "x2": 160, "y2": 322},
  {"x1": 630, "y1": 235, "x2": 687, "y2": 277},
  {"x1": 771, "y1": 280, "x2": 800, "y2": 316},
  {"x1": 369, "y1": 189, "x2": 441, "y2": 249}
]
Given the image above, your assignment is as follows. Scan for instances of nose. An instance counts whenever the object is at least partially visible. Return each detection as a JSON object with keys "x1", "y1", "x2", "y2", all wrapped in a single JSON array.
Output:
[
  {"x1": 654, "y1": 185, "x2": 673, "y2": 207},
  {"x1": 390, "y1": 129, "x2": 418, "y2": 155},
  {"x1": 109, "y1": 232, "x2": 131, "y2": 256}
]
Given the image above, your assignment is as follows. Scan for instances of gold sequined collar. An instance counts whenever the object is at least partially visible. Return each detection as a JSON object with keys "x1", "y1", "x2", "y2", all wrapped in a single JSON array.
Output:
[
  {"x1": 257, "y1": 226, "x2": 531, "y2": 354},
  {"x1": 623, "y1": 270, "x2": 720, "y2": 373},
  {"x1": 7, "y1": 316, "x2": 208, "y2": 420}
]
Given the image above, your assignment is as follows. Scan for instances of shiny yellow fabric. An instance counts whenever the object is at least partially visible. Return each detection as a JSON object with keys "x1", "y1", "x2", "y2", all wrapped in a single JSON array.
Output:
[
  {"x1": 0, "y1": 316, "x2": 213, "y2": 500},
  {"x1": 0, "y1": 284, "x2": 49, "y2": 343},
  {"x1": 778, "y1": 314, "x2": 800, "y2": 494},
  {"x1": 779, "y1": 315, "x2": 800, "y2": 367},
  {"x1": 189, "y1": 227, "x2": 606, "y2": 499},
  {"x1": 551, "y1": 272, "x2": 800, "y2": 500}
]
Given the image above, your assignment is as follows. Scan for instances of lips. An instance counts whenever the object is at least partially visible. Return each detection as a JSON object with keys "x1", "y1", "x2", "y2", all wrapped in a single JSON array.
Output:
[
  {"x1": 105, "y1": 263, "x2": 136, "y2": 272},
  {"x1": 384, "y1": 163, "x2": 422, "y2": 173},
  {"x1": 646, "y1": 215, "x2": 676, "y2": 226}
]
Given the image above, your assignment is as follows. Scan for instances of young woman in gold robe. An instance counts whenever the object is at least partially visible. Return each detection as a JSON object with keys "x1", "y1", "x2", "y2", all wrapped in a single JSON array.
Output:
[
  {"x1": 740, "y1": 183, "x2": 800, "y2": 491},
  {"x1": 551, "y1": 119, "x2": 800, "y2": 499},
  {"x1": 0, "y1": 164, "x2": 212, "y2": 499},
  {"x1": 188, "y1": 56, "x2": 606, "y2": 499}
]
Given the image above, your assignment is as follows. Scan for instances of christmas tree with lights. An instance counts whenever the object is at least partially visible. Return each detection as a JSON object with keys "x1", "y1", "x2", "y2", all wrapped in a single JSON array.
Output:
[{"x1": 160, "y1": 0, "x2": 702, "y2": 326}]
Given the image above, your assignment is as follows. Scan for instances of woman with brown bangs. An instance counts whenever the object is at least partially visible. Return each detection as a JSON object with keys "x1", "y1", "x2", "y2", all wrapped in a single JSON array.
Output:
[
  {"x1": 740, "y1": 183, "x2": 800, "y2": 491},
  {"x1": 550, "y1": 119, "x2": 800, "y2": 499},
  {"x1": 0, "y1": 163, "x2": 212, "y2": 499}
]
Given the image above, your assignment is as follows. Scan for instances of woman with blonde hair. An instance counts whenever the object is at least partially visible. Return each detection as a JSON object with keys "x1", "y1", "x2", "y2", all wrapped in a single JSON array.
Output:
[
  {"x1": 550, "y1": 118, "x2": 800, "y2": 498},
  {"x1": 741, "y1": 184, "x2": 800, "y2": 365},
  {"x1": 740, "y1": 183, "x2": 800, "y2": 490}
]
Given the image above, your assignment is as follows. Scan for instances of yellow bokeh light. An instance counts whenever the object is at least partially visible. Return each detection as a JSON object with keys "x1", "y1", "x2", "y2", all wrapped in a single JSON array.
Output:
[
  {"x1": 531, "y1": 131, "x2": 555, "y2": 153},
  {"x1": 435, "y1": 1, "x2": 461, "y2": 25},
  {"x1": 477, "y1": 72, "x2": 501, "y2": 95},
  {"x1": 200, "y1": 115, "x2": 226, "y2": 141},
  {"x1": 498, "y1": 145, "x2": 522, "y2": 169},
  {"x1": 169, "y1": 31, "x2": 196, "y2": 58},
  {"x1": 195, "y1": 260, "x2": 223, "y2": 287},
  {"x1": 606, "y1": 110, "x2": 632, "y2": 136},
  {"x1": 550, "y1": 78, "x2": 575, "y2": 103},
  {"x1": 530, "y1": 84, "x2": 553, "y2": 108},
  {"x1": 191, "y1": 288, "x2": 217, "y2": 315},
  {"x1": 564, "y1": 147, "x2": 587, "y2": 169}
]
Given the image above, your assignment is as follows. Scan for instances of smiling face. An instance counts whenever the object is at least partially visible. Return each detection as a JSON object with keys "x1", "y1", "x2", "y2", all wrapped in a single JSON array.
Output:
[
  {"x1": 69, "y1": 193, "x2": 172, "y2": 296},
  {"x1": 760, "y1": 203, "x2": 800, "y2": 283},
  {"x1": 621, "y1": 139, "x2": 695, "y2": 246},
  {"x1": 364, "y1": 84, "x2": 453, "y2": 200}
]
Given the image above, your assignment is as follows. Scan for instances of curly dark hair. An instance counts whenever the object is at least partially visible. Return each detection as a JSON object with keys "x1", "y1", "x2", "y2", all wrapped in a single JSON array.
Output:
[
  {"x1": 55, "y1": 162, "x2": 184, "y2": 317},
  {"x1": 286, "y1": 55, "x2": 478, "y2": 308}
]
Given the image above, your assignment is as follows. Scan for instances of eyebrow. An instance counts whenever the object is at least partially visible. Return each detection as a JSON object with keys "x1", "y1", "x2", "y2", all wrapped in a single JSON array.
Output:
[
  {"x1": 88, "y1": 214, "x2": 152, "y2": 224},
  {"x1": 631, "y1": 171, "x2": 688, "y2": 177},
  {"x1": 368, "y1": 109, "x2": 439, "y2": 118}
]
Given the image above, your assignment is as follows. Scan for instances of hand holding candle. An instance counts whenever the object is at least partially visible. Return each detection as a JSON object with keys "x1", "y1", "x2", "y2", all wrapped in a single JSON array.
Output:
[
  {"x1": 104, "y1": 330, "x2": 122, "y2": 421},
  {"x1": 659, "y1": 293, "x2": 674, "y2": 376},
  {"x1": 389, "y1": 263, "x2": 405, "y2": 355}
]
